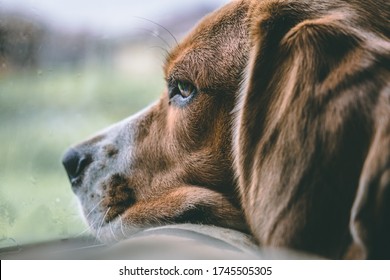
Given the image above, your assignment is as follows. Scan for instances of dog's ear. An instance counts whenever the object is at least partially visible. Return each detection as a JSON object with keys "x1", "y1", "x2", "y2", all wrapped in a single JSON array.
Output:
[
  {"x1": 236, "y1": 1, "x2": 390, "y2": 258},
  {"x1": 237, "y1": 3, "x2": 367, "y2": 176},
  {"x1": 351, "y1": 112, "x2": 390, "y2": 259}
]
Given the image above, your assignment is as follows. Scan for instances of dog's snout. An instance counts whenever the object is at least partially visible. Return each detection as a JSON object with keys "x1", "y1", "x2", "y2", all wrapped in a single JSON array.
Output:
[{"x1": 62, "y1": 148, "x2": 91, "y2": 183}]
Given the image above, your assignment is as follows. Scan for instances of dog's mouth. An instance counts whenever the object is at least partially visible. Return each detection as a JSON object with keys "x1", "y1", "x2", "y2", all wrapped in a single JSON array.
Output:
[{"x1": 62, "y1": 148, "x2": 137, "y2": 225}]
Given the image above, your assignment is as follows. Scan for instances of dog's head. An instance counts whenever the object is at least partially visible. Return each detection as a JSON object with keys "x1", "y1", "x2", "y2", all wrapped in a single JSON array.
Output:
[
  {"x1": 63, "y1": 0, "x2": 390, "y2": 259},
  {"x1": 62, "y1": 0, "x2": 251, "y2": 242}
]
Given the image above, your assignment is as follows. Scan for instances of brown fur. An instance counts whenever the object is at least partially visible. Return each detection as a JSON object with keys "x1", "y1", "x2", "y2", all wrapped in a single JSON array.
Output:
[{"x1": 63, "y1": 0, "x2": 390, "y2": 259}]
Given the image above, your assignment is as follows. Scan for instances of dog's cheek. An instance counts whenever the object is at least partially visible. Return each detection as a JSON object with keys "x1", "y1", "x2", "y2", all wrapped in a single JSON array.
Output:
[{"x1": 183, "y1": 94, "x2": 229, "y2": 146}]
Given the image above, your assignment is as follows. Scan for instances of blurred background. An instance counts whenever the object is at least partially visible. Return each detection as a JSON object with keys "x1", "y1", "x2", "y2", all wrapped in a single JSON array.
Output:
[{"x1": 0, "y1": 0, "x2": 229, "y2": 248}]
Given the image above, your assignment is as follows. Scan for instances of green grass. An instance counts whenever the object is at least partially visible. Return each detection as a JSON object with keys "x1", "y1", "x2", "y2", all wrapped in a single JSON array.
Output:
[{"x1": 0, "y1": 57, "x2": 164, "y2": 246}]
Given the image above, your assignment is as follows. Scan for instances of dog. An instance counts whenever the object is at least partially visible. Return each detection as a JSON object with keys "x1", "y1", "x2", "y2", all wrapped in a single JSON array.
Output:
[{"x1": 62, "y1": 0, "x2": 390, "y2": 259}]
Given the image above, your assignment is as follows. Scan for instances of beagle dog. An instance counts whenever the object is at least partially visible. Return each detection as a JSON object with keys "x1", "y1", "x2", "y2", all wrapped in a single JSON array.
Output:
[{"x1": 63, "y1": 0, "x2": 390, "y2": 259}]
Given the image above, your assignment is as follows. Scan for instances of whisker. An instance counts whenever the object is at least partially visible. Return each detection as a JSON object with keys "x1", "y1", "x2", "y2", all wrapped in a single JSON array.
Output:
[
  {"x1": 109, "y1": 221, "x2": 119, "y2": 242},
  {"x1": 96, "y1": 207, "x2": 111, "y2": 239},
  {"x1": 136, "y1": 27, "x2": 172, "y2": 50},
  {"x1": 120, "y1": 216, "x2": 126, "y2": 237},
  {"x1": 71, "y1": 199, "x2": 105, "y2": 238},
  {"x1": 73, "y1": 226, "x2": 93, "y2": 238},
  {"x1": 148, "y1": 45, "x2": 170, "y2": 58},
  {"x1": 129, "y1": 26, "x2": 172, "y2": 63},
  {"x1": 84, "y1": 198, "x2": 104, "y2": 220},
  {"x1": 133, "y1": 16, "x2": 178, "y2": 46},
  {"x1": 73, "y1": 213, "x2": 103, "y2": 238},
  {"x1": 69, "y1": 199, "x2": 103, "y2": 237}
]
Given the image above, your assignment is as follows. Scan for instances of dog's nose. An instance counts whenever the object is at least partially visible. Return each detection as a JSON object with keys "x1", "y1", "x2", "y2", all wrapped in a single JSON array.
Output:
[{"x1": 62, "y1": 148, "x2": 91, "y2": 182}]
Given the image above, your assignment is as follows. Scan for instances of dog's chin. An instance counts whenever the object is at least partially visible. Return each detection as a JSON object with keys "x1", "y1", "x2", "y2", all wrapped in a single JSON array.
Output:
[
  {"x1": 76, "y1": 179, "x2": 248, "y2": 243},
  {"x1": 90, "y1": 216, "x2": 143, "y2": 243},
  {"x1": 76, "y1": 194, "x2": 142, "y2": 243}
]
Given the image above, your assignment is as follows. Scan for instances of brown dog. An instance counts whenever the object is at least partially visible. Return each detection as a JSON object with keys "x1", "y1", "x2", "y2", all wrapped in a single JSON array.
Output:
[{"x1": 62, "y1": 0, "x2": 390, "y2": 259}]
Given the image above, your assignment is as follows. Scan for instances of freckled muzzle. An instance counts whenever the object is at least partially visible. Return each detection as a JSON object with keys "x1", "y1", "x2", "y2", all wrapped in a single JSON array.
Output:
[{"x1": 61, "y1": 104, "x2": 156, "y2": 237}]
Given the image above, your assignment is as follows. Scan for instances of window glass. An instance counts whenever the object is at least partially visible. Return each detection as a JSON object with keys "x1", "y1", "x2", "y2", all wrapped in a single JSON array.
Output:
[{"x1": 0, "y1": 0, "x2": 229, "y2": 248}]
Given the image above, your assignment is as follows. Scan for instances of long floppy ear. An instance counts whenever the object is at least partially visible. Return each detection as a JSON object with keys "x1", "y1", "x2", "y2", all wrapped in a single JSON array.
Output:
[
  {"x1": 350, "y1": 105, "x2": 390, "y2": 259},
  {"x1": 235, "y1": 0, "x2": 390, "y2": 258}
]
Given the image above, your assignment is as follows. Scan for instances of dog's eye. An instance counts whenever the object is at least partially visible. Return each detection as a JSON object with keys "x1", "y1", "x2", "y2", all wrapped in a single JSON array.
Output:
[
  {"x1": 177, "y1": 81, "x2": 195, "y2": 98},
  {"x1": 168, "y1": 80, "x2": 197, "y2": 106}
]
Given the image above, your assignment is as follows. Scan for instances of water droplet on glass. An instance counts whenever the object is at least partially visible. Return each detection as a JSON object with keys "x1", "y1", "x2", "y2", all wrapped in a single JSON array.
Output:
[{"x1": 30, "y1": 176, "x2": 37, "y2": 185}]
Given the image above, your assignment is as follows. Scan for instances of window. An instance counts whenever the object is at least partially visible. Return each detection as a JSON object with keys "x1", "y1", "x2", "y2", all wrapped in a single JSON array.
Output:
[{"x1": 0, "y1": 0, "x2": 228, "y2": 251}]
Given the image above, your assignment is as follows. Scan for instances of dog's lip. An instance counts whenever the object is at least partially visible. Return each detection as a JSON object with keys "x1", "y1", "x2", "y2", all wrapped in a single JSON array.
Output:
[
  {"x1": 103, "y1": 205, "x2": 129, "y2": 224},
  {"x1": 103, "y1": 196, "x2": 136, "y2": 223}
]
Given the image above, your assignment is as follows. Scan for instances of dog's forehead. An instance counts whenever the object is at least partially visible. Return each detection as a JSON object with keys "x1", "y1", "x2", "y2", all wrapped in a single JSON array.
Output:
[{"x1": 164, "y1": 0, "x2": 250, "y2": 90}]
